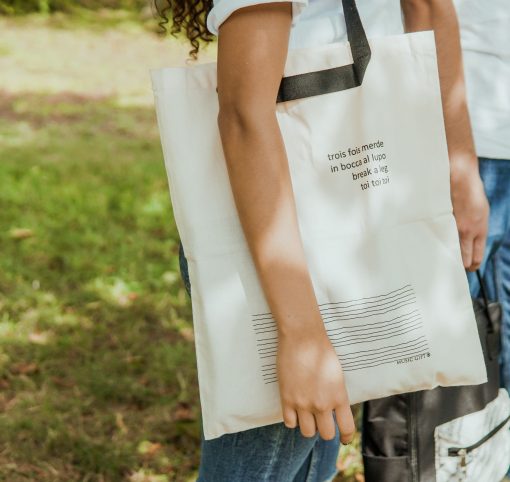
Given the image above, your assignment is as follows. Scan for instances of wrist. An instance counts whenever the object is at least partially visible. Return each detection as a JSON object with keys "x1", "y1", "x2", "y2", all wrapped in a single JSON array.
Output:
[
  {"x1": 277, "y1": 316, "x2": 328, "y2": 343},
  {"x1": 449, "y1": 151, "x2": 479, "y2": 183}
]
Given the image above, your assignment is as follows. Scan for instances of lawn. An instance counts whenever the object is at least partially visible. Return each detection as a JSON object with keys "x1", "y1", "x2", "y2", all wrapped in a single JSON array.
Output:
[{"x1": 0, "y1": 12, "x2": 362, "y2": 481}]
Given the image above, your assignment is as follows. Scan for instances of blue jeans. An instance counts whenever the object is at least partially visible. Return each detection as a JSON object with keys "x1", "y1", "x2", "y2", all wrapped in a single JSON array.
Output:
[
  {"x1": 466, "y1": 158, "x2": 510, "y2": 394},
  {"x1": 178, "y1": 242, "x2": 341, "y2": 482}
]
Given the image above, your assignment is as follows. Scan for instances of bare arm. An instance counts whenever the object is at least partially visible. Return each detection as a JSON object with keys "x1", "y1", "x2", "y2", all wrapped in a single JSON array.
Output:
[
  {"x1": 401, "y1": 0, "x2": 489, "y2": 271},
  {"x1": 216, "y1": 3, "x2": 355, "y2": 442}
]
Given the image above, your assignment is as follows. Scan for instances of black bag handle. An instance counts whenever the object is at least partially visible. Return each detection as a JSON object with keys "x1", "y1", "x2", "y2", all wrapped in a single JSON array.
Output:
[
  {"x1": 276, "y1": 0, "x2": 371, "y2": 103},
  {"x1": 476, "y1": 269, "x2": 490, "y2": 314}
]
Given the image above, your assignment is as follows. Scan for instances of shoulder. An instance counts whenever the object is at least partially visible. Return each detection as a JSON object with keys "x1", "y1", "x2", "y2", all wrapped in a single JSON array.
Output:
[{"x1": 206, "y1": 0, "x2": 309, "y2": 36}]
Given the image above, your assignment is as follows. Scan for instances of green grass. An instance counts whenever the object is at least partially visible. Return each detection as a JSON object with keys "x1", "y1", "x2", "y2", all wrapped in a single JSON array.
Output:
[
  {"x1": 0, "y1": 0, "x2": 148, "y2": 16},
  {"x1": 0, "y1": 91, "x2": 200, "y2": 481}
]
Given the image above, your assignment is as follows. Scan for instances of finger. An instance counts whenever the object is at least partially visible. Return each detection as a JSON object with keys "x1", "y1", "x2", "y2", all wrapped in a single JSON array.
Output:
[
  {"x1": 297, "y1": 409, "x2": 317, "y2": 438},
  {"x1": 459, "y1": 232, "x2": 474, "y2": 269},
  {"x1": 282, "y1": 406, "x2": 298, "y2": 429},
  {"x1": 334, "y1": 403, "x2": 355, "y2": 445},
  {"x1": 314, "y1": 409, "x2": 337, "y2": 441},
  {"x1": 469, "y1": 235, "x2": 486, "y2": 272}
]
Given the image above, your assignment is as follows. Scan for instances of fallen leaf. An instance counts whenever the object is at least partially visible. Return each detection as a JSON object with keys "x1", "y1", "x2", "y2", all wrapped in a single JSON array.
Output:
[
  {"x1": 10, "y1": 362, "x2": 39, "y2": 375},
  {"x1": 115, "y1": 411, "x2": 128, "y2": 434},
  {"x1": 51, "y1": 376, "x2": 75, "y2": 388},
  {"x1": 137, "y1": 440, "x2": 162, "y2": 456},
  {"x1": 173, "y1": 401, "x2": 195, "y2": 422},
  {"x1": 28, "y1": 331, "x2": 51, "y2": 345},
  {"x1": 9, "y1": 228, "x2": 34, "y2": 240},
  {"x1": 179, "y1": 327, "x2": 194, "y2": 342},
  {"x1": 128, "y1": 471, "x2": 169, "y2": 482}
]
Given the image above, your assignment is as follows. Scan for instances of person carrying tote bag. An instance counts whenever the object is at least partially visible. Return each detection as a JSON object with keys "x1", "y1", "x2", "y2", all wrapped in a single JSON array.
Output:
[{"x1": 151, "y1": 0, "x2": 489, "y2": 480}]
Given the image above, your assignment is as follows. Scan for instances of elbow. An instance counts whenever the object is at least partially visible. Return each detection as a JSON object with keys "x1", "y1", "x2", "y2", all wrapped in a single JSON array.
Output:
[
  {"x1": 217, "y1": 106, "x2": 252, "y2": 136},
  {"x1": 217, "y1": 99, "x2": 276, "y2": 136}
]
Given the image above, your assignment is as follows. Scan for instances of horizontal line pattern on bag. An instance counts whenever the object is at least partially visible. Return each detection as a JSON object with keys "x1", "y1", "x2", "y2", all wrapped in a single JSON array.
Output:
[{"x1": 251, "y1": 284, "x2": 430, "y2": 383}]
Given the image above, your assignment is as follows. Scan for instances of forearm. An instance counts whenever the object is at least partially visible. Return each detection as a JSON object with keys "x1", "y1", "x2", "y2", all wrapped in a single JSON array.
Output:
[
  {"x1": 401, "y1": 0, "x2": 478, "y2": 178},
  {"x1": 401, "y1": 0, "x2": 488, "y2": 270},
  {"x1": 218, "y1": 109, "x2": 326, "y2": 340}
]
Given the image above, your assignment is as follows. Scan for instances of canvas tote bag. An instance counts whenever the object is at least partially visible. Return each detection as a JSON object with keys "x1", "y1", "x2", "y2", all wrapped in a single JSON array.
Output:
[{"x1": 150, "y1": 0, "x2": 487, "y2": 440}]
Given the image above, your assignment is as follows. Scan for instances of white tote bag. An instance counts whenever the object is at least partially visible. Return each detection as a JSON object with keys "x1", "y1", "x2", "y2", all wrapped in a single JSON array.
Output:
[{"x1": 150, "y1": 0, "x2": 487, "y2": 440}]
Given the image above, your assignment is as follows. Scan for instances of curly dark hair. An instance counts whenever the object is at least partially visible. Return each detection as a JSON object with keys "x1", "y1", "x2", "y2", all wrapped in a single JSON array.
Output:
[{"x1": 153, "y1": 0, "x2": 215, "y2": 61}]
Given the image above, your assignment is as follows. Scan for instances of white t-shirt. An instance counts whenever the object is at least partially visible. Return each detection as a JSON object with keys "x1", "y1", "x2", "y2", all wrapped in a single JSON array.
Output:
[
  {"x1": 454, "y1": 0, "x2": 510, "y2": 159},
  {"x1": 206, "y1": 0, "x2": 404, "y2": 50},
  {"x1": 206, "y1": 0, "x2": 510, "y2": 159}
]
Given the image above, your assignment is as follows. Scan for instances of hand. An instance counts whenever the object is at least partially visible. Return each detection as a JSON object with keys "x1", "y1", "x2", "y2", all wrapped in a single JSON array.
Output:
[
  {"x1": 276, "y1": 328, "x2": 355, "y2": 443},
  {"x1": 450, "y1": 159, "x2": 489, "y2": 271}
]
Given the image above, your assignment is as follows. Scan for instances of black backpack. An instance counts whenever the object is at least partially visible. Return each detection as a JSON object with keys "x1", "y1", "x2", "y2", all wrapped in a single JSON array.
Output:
[{"x1": 362, "y1": 272, "x2": 510, "y2": 482}]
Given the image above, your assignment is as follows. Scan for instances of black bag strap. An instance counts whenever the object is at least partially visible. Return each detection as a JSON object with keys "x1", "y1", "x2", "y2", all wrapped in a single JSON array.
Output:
[
  {"x1": 476, "y1": 269, "x2": 490, "y2": 313},
  {"x1": 276, "y1": 0, "x2": 371, "y2": 103}
]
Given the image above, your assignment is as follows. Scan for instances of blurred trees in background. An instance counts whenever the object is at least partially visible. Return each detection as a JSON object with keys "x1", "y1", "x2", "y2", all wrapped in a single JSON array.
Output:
[{"x1": 0, "y1": 0, "x2": 148, "y2": 15}]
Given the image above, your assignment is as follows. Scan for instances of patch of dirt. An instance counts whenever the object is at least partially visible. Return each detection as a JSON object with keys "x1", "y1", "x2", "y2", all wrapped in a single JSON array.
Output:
[{"x1": 0, "y1": 90, "x2": 111, "y2": 127}]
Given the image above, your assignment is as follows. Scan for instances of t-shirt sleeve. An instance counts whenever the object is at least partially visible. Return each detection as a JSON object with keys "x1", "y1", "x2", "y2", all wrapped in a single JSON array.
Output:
[{"x1": 206, "y1": 0, "x2": 308, "y2": 36}]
